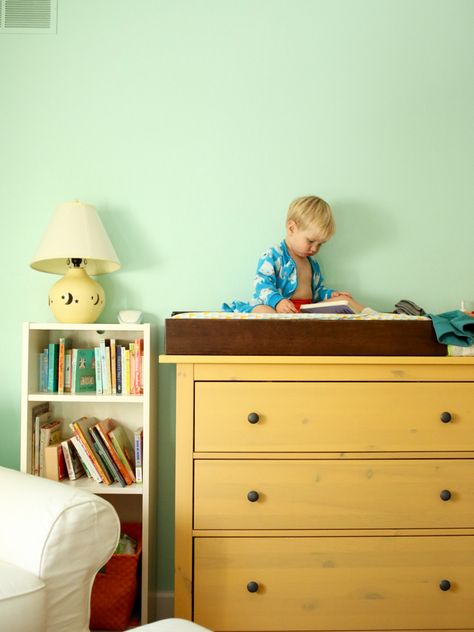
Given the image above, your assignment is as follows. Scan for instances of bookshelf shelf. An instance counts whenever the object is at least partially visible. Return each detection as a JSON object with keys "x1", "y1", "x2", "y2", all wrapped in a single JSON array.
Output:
[
  {"x1": 61, "y1": 477, "x2": 145, "y2": 495},
  {"x1": 28, "y1": 393, "x2": 145, "y2": 403},
  {"x1": 20, "y1": 322, "x2": 156, "y2": 626}
]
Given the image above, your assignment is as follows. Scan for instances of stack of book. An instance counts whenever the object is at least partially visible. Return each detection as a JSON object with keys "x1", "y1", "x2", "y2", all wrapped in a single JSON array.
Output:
[
  {"x1": 64, "y1": 417, "x2": 142, "y2": 487},
  {"x1": 38, "y1": 337, "x2": 144, "y2": 395}
]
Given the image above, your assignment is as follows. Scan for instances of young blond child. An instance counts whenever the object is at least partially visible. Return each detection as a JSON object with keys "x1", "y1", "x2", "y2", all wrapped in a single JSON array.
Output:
[{"x1": 223, "y1": 195, "x2": 362, "y2": 313}]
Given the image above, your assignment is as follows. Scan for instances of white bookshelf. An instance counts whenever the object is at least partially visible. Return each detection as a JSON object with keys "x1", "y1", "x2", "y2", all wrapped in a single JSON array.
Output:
[{"x1": 20, "y1": 322, "x2": 156, "y2": 627}]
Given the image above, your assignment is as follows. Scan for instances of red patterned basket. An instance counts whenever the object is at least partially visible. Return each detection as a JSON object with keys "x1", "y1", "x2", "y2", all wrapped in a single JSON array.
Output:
[{"x1": 90, "y1": 522, "x2": 142, "y2": 631}]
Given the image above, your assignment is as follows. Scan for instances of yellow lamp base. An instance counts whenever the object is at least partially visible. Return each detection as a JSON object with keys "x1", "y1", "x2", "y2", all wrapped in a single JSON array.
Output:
[{"x1": 48, "y1": 268, "x2": 105, "y2": 323}]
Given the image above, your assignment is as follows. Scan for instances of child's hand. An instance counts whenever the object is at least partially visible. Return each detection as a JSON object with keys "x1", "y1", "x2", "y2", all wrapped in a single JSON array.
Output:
[{"x1": 276, "y1": 299, "x2": 299, "y2": 313}]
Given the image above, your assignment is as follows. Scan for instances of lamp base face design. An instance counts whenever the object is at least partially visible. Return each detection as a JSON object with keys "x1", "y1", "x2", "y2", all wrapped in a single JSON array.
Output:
[{"x1": 48, "y1": 268, "x2": 105, "y2": 324}]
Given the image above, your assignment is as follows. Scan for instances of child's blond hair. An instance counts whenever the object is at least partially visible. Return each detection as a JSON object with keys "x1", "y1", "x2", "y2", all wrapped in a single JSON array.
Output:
[{"x1": 286, "y1": 195, "x2": 335, "y2": 240}]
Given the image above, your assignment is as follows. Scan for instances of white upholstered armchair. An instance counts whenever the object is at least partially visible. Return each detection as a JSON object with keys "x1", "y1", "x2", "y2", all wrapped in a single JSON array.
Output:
[{"x1": 0, "y1": 466, "x2": 120, "y2": 632}]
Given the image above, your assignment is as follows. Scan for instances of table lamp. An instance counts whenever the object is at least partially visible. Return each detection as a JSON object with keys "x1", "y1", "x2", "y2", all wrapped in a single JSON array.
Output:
[{"x1": 31, "y1": 201, "x2": 121, "y2": 323}]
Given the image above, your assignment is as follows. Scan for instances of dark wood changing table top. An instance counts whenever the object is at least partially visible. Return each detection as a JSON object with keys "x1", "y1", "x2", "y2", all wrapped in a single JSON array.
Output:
[{"x1": 165, "y1": 313, "x2": 444, "y2": 356}]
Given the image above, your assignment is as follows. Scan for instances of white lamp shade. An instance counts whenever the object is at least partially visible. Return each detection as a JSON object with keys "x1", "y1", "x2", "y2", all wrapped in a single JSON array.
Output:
[{"x1": 31, "y1": 201, "x2": 120, "y2": 275}]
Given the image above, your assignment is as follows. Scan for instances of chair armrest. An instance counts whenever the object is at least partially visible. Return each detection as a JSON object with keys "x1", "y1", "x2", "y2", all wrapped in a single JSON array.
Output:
[{"x1": 0, "y1": 467, "x2": 120, "y2": 632}]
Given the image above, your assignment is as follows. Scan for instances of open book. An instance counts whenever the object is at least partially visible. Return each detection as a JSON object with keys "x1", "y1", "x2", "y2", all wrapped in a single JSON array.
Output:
[{"x1": 300, "y1": 299, "x2": 355, "y2": 314}]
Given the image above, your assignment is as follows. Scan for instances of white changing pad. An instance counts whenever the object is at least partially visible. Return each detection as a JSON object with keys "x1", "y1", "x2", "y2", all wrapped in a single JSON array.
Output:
[{"x1": 172, "y1": 308, "x2": 429, "y2": 321}]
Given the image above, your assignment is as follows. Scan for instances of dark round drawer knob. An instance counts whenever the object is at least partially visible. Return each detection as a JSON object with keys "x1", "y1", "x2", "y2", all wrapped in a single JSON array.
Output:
[
  {"x1": 440, "y1": 412, "x2": 452, "y2": 423},
  {"x1": 247, "y1": 490, "x2": 259, "y2": 502},
  {"x1": 439, "y1": 579, "x2": 451, "y2": 591},
  {"x1": 440, "y1": 489, "x2": 452, "y2": 501},
  {"x1": 247, "y1": 412, "x2": 260, "y2": 424},
  {"x1": 247, "y1": 581, "x2": 259, "y2": 593}
]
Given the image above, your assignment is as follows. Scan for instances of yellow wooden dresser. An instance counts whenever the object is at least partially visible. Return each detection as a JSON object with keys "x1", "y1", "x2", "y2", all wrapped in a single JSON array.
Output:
[{"x1": 160, "y1": 355, "x2": 474, "y2": 632}]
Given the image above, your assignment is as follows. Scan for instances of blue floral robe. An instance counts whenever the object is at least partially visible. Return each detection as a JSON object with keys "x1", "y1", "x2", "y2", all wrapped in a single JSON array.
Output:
[{"x1": 222, "y1": 239, "x2": 334, "y2": 312}]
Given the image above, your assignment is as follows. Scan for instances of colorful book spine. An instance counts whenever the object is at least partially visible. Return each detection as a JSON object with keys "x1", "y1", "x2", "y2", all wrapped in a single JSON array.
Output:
[
  {"x1": 38, "y1": 351, "x2": 44, "y2": 392},
  {"x1": 57, "y1": 337, "x2": 66, "y2": 394},
  {"x1": 116, "y1": 345, "x2": 122, "y2": 394},
  {"x1": 99, "y1": 339, "x2": 106, "y2": 393},
  {"x1": 134, "y1": 427, "x2": 143, "y2": 483},
  {"x1": 41, "y1": 349, "x2": 49, "y2": 392},
  {"x1": 61, "y1": 438, "x2": 85, "y2": 480},
  {"x1": 134, "y1": 337, "x2": 143, "y2": 395},
  {"x1": 64, "y1": 349, "x2": 72, "y2": 393},
  {"x1": 129, "y1": 343, "x2": 135, "y2": 394},
  {"x1": 99, "y1": 339, "x2": 111, "y2": 395},
  {"x1": 47, "y1": 343, "x2": 59, "y2": 392},
  {"x1": 70, "y1": 417, "x2": 113, "y2": 485},
  {"x1": 72, "y1": 348, "x2": 96, "y2": 393},
  {"x1": 105, "y1": 341, "x2": 112, "y2": 395},
  {"x1": 71, "y1": 422, "x2": 105, "y2": 484},
  {"x1": 94, "y1": 346, "x2": 103, "y2": 394},
  {"x1": 109, "y1": 425, "x2": 135, "y2": 483},
  {"x1": 124, "y1": 348, "x2": 131, "y2": 395},
  {"x1": 70, "y1": 435, "x2": 100, "y2": 482},
  {"x1": 89, "y1": 427, "x2": 127, "y2": 487},
  {"x1": 70, "y1": 348, "x2": 77, "y2": 393},
  {"x1": 94, "y1": 419, "x2": 134, "y2": 485},
  {"x1": 110, "y1": 339, "x2": 117, "y2": 395}
]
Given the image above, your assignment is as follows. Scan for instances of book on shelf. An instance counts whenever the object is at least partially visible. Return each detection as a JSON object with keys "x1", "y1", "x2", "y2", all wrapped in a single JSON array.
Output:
[
  {"x1": 110, "y1": 339, "x2": 117, "y2": 395},
  {"x1": 61, "y1": 438, "x2": 85, "y2": 480},
  {"x1": 71, "y1": 348, "x2": 96, "y2": 393},
  {"x1": 134, "y1": 337, "x2": 144, "y2": 395},
  {"x1": 134, "y1": 427, "x2": 143, "y2": 483},
  {"x1": 47, "y1": 343, "x2": 59, "y2": 392},
  {"x1": 300, "y1": 299, "x2": 355, "y2": 314},
  {"x1": 116, "y1": 345, "x2": 123, "y2": 394},
  {"x1": 69, "y1": 416, "x2": 113, "y2": 485},
  {"x1": 39, "y1": 419, "x2": 62, "y2": 477},
  {"x1": 44, "y1": 442, "x2": 67, "y2": 481},
  {"x1": 109, "y1": 424, "x2": 136, "y2": 483},
  {"x1": 89, "y1": 426, "x2": 127, "y2": 487},
  {"x1": 124, "y1": 347, "x2": 131, "y2": 395},
  {"x1": 99, "y1": 339, "x2": 111, "y2": 395},
  {"x1": 94, "y1": 347, "x2": 103, "y2": 394},
  {"x1": 38, "y1": 350, "x2": 43, "y2": 392},
  {"x1": 94, "y1": 418, "x2": 135, "y2": 485},
  {"x1": 64, "y1": 348, "x2": 72, "y2": 393},
  {"x1": 31, "y1": 402, "x2": 50, "y2": 473},
  {"x1": 38, "y1": 336, "x2": 144, "y2": 396},
  {"x1": 57, "y1": 337, "x2": 71, "y2": 394},
  {"x1": 70, "y1": 434, "x2": 102, "y2": 483},
  {"x1": 38, "y1": 349, "x2": 49, "y2": 392},
  {"x1": 34, "y1": 410, "x2": 52, "y2": 475},
  {"x1": 129, "y1": 342, "x2": 135, "y2": 394}
]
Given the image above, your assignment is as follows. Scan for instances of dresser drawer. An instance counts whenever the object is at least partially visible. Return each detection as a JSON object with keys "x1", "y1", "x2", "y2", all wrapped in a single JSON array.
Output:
[
  {"x1": 194, "y1": 459, "x2": 474, "y2": 529},
  {"x1": 194, "y1": 536, "x2": 474, "y2": 631},
  {"x1": 194, "y1": 382, "x2": 474, "y2": 452}
]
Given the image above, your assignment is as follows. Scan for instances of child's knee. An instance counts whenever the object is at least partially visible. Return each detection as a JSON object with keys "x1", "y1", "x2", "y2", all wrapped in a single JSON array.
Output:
[{"x1": 252, "y1": 305, "x2": 276, "y2": 313}]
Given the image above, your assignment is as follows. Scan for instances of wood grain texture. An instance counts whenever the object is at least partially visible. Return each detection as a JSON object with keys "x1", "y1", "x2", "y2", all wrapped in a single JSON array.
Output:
[
  {"x1": 194, "y1": 536, "x2": 474, "y2": 631},
  {"x1": 166, "y1": 356, "x2": 474, "y2": 631},
  {"x1": 165, "y1": 318, "x2": 444, "y2": 356},
  {"x1": 195, "y1": 382, "x2": 474, "y2": 452}
]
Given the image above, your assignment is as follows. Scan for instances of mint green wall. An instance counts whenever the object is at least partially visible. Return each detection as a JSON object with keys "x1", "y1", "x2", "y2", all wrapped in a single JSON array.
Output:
[{"x1": 1, "y1": 0, "x2": 473, "y2": 593}]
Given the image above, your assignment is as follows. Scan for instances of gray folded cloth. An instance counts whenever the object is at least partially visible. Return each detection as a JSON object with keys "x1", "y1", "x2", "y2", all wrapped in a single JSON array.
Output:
[{"x1": 394, "y1": 300, "x2": 426, "y2": 316}]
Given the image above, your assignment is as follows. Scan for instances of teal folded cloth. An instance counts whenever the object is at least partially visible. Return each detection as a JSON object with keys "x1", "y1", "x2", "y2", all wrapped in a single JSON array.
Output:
[{"x1": 428, "y1": 310, "x2": 474, "y2": 346}]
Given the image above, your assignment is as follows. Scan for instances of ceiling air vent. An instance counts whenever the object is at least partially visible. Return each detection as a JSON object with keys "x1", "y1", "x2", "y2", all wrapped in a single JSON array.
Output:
[{"x1": 0, "y1": 0, "x2": 57, "y2": 33}]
